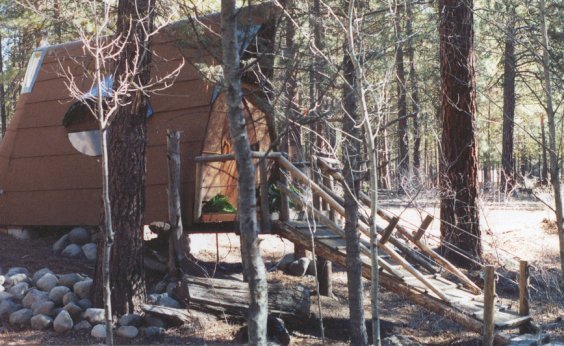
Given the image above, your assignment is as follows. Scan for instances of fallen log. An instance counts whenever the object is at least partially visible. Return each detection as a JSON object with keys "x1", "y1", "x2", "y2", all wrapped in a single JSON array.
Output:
[{"x1": 180, "y1": 275, "x2": 310, "y2": 319}]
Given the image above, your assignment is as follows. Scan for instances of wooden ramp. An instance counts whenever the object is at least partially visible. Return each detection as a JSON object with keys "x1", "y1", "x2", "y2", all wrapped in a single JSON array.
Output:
[
  {"x1": 270, "y1": 155, "x2": 532, "y2": 338},
  {"x1": 274, "y1": 221, "x2": 531, "y2": 333}
]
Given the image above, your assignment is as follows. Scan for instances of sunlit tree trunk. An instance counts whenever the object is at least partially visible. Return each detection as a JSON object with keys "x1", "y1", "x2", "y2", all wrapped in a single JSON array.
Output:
[
  {"x1": 221, "y1": 1, "x2": 268, "y2": 343},
  {"x1": 501, "y1": 6, "x2": 516, "y2": 194}
]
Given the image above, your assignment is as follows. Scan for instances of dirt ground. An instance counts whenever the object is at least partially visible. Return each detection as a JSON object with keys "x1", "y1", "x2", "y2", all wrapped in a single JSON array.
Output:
[{"x1": 0, "y1": 201, "x2": 563, "y2": 345}]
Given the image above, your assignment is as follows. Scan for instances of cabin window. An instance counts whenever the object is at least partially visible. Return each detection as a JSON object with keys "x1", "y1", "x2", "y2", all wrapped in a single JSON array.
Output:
[
  {"x1": 21, "y1": 50, "x2": 45, "y2": 94},
  {"x1": 63, "y1": 100, "x2": 101, "y2": 157}
]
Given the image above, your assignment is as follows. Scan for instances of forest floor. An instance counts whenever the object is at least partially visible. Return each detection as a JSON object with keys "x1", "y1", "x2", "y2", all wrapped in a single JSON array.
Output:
[{"x1": 0, "y1": 198, "x2": 563, "y2": 345}]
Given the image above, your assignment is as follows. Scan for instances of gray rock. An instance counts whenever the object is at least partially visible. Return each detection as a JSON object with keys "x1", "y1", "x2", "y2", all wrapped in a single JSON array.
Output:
[
  {"x1": 147, "y1": 293, "x2": 163, "y2": 305},
  {"x1": 91, "y1": 324, "x2": 107, "y2": 338},
  {"x1": 84, "y1": 308, "x2": 105, "y2": 324},
  {"x1": 0, "y1": 285, "x2": 4, "y2": 293},
  {"x1": 53, "y1": 310, "x2": 73, "y2": 333},
  {"x1": 276, "y1": 253, "x2": 295, "y2": 271},
  {"x1": 159, "y1": 296, "x2": 181, "y2": 308},
  {"x1": 49, "y1": 286, "x2": 71, "y2": 305},
  {"x1": 118, "y1": 313, "x2": 142, "y2": 327},
  {"x1": 6, "y1": 273, "x2": 31, "y2": 287},
  {"x1": 81, "y1": 243, "x2": 97, "y2": 261},
  {"x1": 144, "y1": 315, "x2": 167, "y2": 328},
  {"x1": 0, "y1": 275, "x2": 5, "y2": 286},
  {"x1": 77, "y1": 298, "x2": 92, "y2": 310},
  {"x1": 143, "y1": 326, "x2": 165, "y2": 338},
  {"x1": 117, "y1": 325, "x2": 139, "y2": 338},
  {"x1": 9, "y1": 282, "x2": 29, "y2": 300},
  {"x1": 62, "y1": 244, "x2": 82, "y2": 258},
  {"x1": 58, "y1": 273, "x2": 87, "y2": 288},
  {"x1": 0, "y1": 291, "x2": 13, "y2": 302},
  {"x1": 53, "y1": 234, "x2": 70, "y2": 254},
  {"x1": 9, "y1": 308, "x2": 33, "y2": 327},
  {"x1": 6, "y1": 267, "x2": 30, "y2": 277},
  {"x1": 32, "y1": 268, "x2": 54, "y2": 286},
  {"x1": 52, "y1": 307, "x2": 63, "y2": 317},
  {"x1": 62, "y1": 292, "x2": 79, "y2": 306},
  {"x1": 30, "y1": 314, "x2": 53, "y2": 330},
  {"x1": 287, "y1": 257, "x2": 311, "y2": 277},
  {"x1": 0, "y1": 299, "x2": 20, "y2": 319},
  {"x1": 32, "y1": 300, "x2": 55, "y2": 316},
  {"x1": 22, "y1": 288, "x2": 49, "y2": 308},
  {"x1": 508, "y1": 333, "x2": 550, "y2": 346},
  {"x1": 73, "y1": 279, "x2": 93, "y2": 299},
  {"x1": 69, "y1": 227, "x2": 91, "y2": 245},
  {"x1": 152, "y1": 280, "x2": 167, "y2": 294},
  {"x1": 73, "y1": 320, "x2": 92, "y2": 331},
  {"x1": 63, "y1": 302, "x2": 82, "y2": 320},
  {"x1": 166, "y1": 282, "x2": 177, "y2": 296},
  {"x1": 36, "y1": 273, "x2": 58, "y2": 292}
]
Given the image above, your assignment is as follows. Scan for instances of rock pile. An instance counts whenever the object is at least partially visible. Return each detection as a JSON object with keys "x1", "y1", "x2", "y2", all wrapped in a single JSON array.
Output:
[
  {"x1": 52, "y1": 227, "x2": 97, "y2": 261},
  {"x1": 0, "y1": 266, "x2": 184, "y2": 339}
]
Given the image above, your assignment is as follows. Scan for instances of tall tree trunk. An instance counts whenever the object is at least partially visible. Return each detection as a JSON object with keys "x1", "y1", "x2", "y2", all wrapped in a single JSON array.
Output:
[
  {"x1": 394, "y1": 4, "x2": 409, "y2": 183},
  {"x1": 438, "y1": 0, "x2": 481, "y2": 268},
  {"x1": 221, "y1": 1, "x2": 268, "y2": 343},
  {"x1": 0, "y1": 34, "x2": 6, "y2": 137},
  {"x1": 539, "y1": 0, "x2": 564, "y2": 285},
  {"x1": 501, "y1": 7, "x2": 516, "y2": 194},
  {"x1": 342, "y1": 43, "x2": 368, "y2": 346},
  {"x1": 93, "y1": 0, "x2": 155, "y2": 315},
  {"x1": 541, "y1": 113, "x2": 549, "y2": 184},
  {"x1": 406, "y1": 1, "x2": 420, "y2": 180}
]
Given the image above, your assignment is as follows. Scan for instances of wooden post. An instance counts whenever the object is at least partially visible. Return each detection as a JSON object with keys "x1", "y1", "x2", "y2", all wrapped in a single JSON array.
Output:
[
  {"x1": 317, "y1": 259, "x2": 332, "y2": 297},
  {"x1": 483, "y1": 265, "x2": 496, "y2": 346},
  {"x1": 259, "y1": 159, "x2": 271, "y2": 233},
  {"x1": 193, "y1": 161, "x2": 203, "y2": 222},
  {"x1": 519, "y1": 260, "x2": 530, "y2": 334},
  {"x1": 167, "y1": 130, "x2": 184, "y2": 276},
  {"x1": 278, "y1": 163, "x2": 290, "y2": 222}
]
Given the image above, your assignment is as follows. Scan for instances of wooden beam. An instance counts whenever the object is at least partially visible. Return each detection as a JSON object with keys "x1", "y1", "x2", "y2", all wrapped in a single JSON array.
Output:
[
  {"x1": 193, "y1": 161, "x2": 203, "y2": 222},
  {"x1": 379, "y1": 216, "x2": 399, "y2": 245},
  {"x1": 413, "y1": 215, "x2": 434, "y2": 241},
  {"x1": 194, "y1": 151, "x2": 282, "y2": 163},
  {"x1": 483, "y1": 265, "x2": 496, "y2": 346}
]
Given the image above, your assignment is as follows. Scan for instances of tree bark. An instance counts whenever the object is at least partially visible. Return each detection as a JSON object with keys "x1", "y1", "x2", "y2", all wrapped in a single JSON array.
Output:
[
  {"x1": 501, "y1": 7, "x2": 516, "y2": 194},
  {"x1": 406, "y1": 2, "x2": 420, "y2": 181},
  {"x1": 541, "y1": 114, "x2": 548, "y2": 184},
  {"x1": 438, "y1": 0, "x2": 481, "y2": 268},
  {"x1": 0, "y1": 34, "x2": 6, "y2": 137},
  {"x1": 342, "y1": 43, "x2": 368, "y2": 346},
  {"x1": 221, "y1": 1, "x2": 268, "y2": 343},
  {"x1": 539, "y1": 0, "x2": 564, "y2": 285},
  {"x1": 93, "y1": 0, "x2": 155, "y2": 315},
  {"x1": 395, "y1": 4, "x2": 409, "y2": 183}
]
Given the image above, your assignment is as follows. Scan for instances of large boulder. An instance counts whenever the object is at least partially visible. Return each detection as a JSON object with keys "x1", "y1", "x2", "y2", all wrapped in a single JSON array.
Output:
[
  {"x1": 77, "y1": 298, "x2": 92, "y2": 310},
  {"x1": 32, "y1": 300, "x2": 55, "y2": 316},
  {"x1": 6, "y1": 273, "x2": 30, "y2": 287},
  {"x1": 62, "y1": 244, "x2": 82, "y2": 258},
  {"x1": 147, "y1": 293, "x2": 180, "y2": 308},
  {"x1": 32, "y1": 268, "x2": 54, "y2": 286},
  {"x1": 91, "y1": 324, "x2": 107, "y2": 339},
  {"x1": 31, "y1": 314, "x2": 53, "y2": 330},
  {"x1": 117, "y1": 325, "x2": 139, "y2": 338},
  {"x1": 49, "y1": 286, "x2": 71, "y2": 305},
  {"x1": 0, "y1": 292, "x2": 13, "y2": 302},
  {"x1": 36, "y1": 273, "x2": 58, "y2": 292},
  {"x1": 53, "y1": 310, "x2": 73, "y2": 333},
  {"x1": 62, "y1": 292, "x2": 79, "y2": 306},
  {"x1": 73, "y1": 320, "x2": 92, "y2": 331},
  {"x1": 9, "y1": 308, "x2": 33, "y2": 327},
  {"x1": 53, "y1": 234, "x2": 71, "y2": 254},
  {"x1": 68, "y1": 227, "x2": 91, "y2": 245},
  {"x1": 22, "y1": 288, "x2": 49, "y2": 308},
  {"x1": 118, "y1": 313, "x2": 142, "y2": 327},
  {"x1": 81, "y1": 243, "x2": 97, "y2": 261},
  {"x1": 0, "y1": 299, "x2": 20, "y2": 319},
  {"x1": 6, "y1": 267, "x2": 30, "y2": 278},
  {"x1": 9, "y1": 282, "x2": 29, "y2": 300},
  {"x1": 58, "y1": 273, "x2": 86, "y2": 288},
  {"x1": 63, "y1": 302, "x2": 82, "y2": 320},
  {"x1": 287, "y1": 257, "x2": 311, "y2": 277},
  {"x1": 73, "y1": 279, "x2": 93, "y2": 299},
  {"x1": 84, "y1": 308, "x2": 105, "y2": 325},
  {"x1": 143, "y1": 326, "x2": 165, "y2": 338}
]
